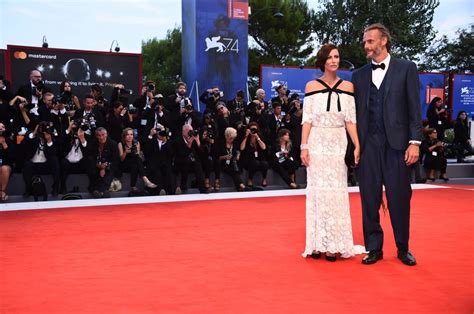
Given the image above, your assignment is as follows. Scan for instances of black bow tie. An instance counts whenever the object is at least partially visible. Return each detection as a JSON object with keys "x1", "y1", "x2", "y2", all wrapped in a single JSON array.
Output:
[{"x1": 371, "y1": 63, "x2": 386, "y2": 70}]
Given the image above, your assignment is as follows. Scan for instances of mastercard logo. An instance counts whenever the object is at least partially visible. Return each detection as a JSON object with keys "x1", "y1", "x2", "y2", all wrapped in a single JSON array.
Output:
[{"x1": 14, "y1": 51, "x2": 28, "y2": 59}]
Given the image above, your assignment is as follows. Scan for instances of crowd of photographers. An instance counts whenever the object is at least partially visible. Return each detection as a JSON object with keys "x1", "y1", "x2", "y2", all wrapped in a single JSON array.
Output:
[
  {"x1": 0, "y1": 70, "x2": 472, "y2": 201},
  {"x1": 0, "y1": 70, "x2": 305, "y2": 200}
]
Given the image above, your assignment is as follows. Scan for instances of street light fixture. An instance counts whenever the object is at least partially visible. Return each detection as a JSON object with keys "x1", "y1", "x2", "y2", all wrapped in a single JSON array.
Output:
[
  {"x1": 109, "y1": 40, "x2": 120, "y2": 52},
  {"x1": 42, "y1": 35, "x2": 48, "y2": 48}
]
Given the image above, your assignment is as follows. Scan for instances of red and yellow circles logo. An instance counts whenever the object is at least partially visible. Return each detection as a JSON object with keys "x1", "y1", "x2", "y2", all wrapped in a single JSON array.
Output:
[{"x1": 14, "y1": 51, "x2": 28, "y2": 59}]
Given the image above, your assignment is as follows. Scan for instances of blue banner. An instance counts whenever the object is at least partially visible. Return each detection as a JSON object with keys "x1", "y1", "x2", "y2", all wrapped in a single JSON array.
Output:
[
  {"x1": 182, "y1": 0, "x2": 248, "y2": 112},
  {"x1": 260, "y1": 65, "x2": 352, "y2": 102},
  {"x1": 452, "y1": 74, "x2": 474, "y2": 117},
  {"x1": 418, "y1": 73, "x2": 446, "y2": 119}
]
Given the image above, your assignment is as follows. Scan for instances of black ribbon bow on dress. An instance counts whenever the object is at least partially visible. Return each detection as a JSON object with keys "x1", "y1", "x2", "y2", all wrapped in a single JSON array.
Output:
[{"x1": 371, "y1": 63, "x2": 386, "y2": 70}]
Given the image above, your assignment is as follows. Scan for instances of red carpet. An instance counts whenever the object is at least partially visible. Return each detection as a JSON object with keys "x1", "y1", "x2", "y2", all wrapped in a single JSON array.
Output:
[{"x1": 0, "y1": 187, "x2": 472, "y2": 313}]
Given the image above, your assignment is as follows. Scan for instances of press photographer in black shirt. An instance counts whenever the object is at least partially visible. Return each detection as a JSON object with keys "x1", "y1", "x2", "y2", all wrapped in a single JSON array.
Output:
[
  {"x1": 88, "y1": 127, "x2": 119, "y2": 198},
  {"x1": 218, "y1": 127, "x2": 247, "y2": 191},
  {"x1": 239, "y1": 122, "x2": 269, "y2": 187},
  {"x1": 271, "y1": 128, "x2": 299, "y2": 189},
  {"x1": 421, "y1": 128, "x2": 449, "y2": 182},
  {"x1": 59, "y1": 119, "x2": 91, "y2": 194},
  {"x1": 0, "y1": 77, "x2": 14, "y2": 127},
  {"x1": 118, "y1": 128, "x2": 157, "y2": 192},
  {"x1": 144, "y1": 126, "x2": 177, "y2": 195},
  {"x1": 22, "y1": 121, "x2": 60, "y2": 197},
  {"x1": 200, "y1": 86, "x2": 224, "y2": 115},
  {"x1": 174, "y1": 124, "x2": 211, "y2": 194},
  {"x1": 179, "y1": 98, "x2": 202, "y2": 131},
  {"x1": 106, "y1": 101, "x2": 132, "y2": 143},
  {"x1": 165, "y1": 82, "x2": 188, "y2": 137},
  {"x1": 199, "y1": 127, "x2": 221, "y2": 192}
]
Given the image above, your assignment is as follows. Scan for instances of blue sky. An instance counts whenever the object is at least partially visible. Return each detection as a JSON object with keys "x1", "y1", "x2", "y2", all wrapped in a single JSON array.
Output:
[{"x1": 0, "y1": 0, "x2": 472, "y2": 53}]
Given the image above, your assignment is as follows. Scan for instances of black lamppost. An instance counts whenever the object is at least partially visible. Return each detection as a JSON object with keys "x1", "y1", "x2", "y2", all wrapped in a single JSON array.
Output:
[{"x1": 109, "y1": 40, "x2": 120, "y2": 52}]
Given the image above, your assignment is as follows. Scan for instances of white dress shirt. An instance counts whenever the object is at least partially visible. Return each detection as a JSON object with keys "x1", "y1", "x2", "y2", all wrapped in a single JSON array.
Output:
[{"x1": 371, "y1": 54, "x2": 391, "y2": 90}]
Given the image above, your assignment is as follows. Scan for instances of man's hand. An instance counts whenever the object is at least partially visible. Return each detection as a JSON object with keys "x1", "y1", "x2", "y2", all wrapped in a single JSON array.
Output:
[{"x1": 405, "y1": 144, "x2": 419, "y2": 166}]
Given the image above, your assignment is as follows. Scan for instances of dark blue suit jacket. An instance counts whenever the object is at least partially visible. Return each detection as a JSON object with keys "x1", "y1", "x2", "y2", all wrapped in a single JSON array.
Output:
[{"x1": 352, "y1": 57, "x2": 422, "y2": 151}]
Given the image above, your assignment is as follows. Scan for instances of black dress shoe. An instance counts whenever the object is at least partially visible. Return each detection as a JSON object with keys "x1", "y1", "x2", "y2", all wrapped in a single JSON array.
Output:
[
  {"x1": 397, "y1": 250, "x2": 417, "y2": 266},
  {"x1": 325, "y1": 254, "x2": 336, "y2": 262},
  {"x1": 309, "y1": 252, "x2": 321, "y2": 259},
  {"x1": 362, "y1": 250, "x2": 383, "y2": 265}
]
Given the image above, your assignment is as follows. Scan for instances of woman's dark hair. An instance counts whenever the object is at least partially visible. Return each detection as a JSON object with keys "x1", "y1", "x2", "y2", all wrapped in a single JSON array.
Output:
[
  {"x1": 424, "y1": 127, "x2": 437, "y2": 137},
  {"x1": 113, "y1": 101, "x2": 124, "y2": 109},
  {"x1": 429, "y1": 97, "x2": 442, "y2": 107},
  {"x1": 456, "y1": 111, "x2": 468, "y2": 124},
  {"x1": 60, "y1": 80, "x2": 72, "y2": 93},
  {"x1": 315, "y1": 43, "x2": 338, "y2": 72}
]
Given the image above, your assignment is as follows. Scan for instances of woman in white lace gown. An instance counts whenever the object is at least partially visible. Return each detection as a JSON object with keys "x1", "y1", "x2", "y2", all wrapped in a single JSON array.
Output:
[{"x1": 300, "y1": 44, "x2": 364, "y2": 261}]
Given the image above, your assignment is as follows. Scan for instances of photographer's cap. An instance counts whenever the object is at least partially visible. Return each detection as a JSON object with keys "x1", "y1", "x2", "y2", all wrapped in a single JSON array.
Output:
[
  {"x1": 154, "y1": 94, "x2": 164, "y2": 99},
  {"x1": 216, "y1": 102, "x2": 226, "y2": 111}
]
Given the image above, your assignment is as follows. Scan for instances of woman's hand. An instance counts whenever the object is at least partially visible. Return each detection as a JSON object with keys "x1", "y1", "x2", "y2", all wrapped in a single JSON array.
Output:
[
  {"x1": 301, "y1": 149, "x2": 310, "y2": 167},
  {"x1": 354, "y1": 146, "x2": 360, "y2": 166}
]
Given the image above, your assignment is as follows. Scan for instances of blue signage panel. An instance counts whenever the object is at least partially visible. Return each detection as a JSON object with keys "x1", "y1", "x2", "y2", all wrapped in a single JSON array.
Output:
[
  {"x1": 418, "y1": 73, "x2": 446, "y2": 120},
  {"x1": 452, "y1": 74, "x2": 474, "y2": 117},
  {"x1": 260, "y1": 65, "x2": 352, "y2": 102},
  {"x1": 182, "y1": 0, "x2": 248, "y2": 112}
]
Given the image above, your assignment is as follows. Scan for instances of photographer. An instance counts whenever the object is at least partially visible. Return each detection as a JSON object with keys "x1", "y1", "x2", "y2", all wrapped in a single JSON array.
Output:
[
  {"x1": 454, "y1": 111, "x2": 473, "y2": 162},
  {"x1": 271, "y1": 128, "x2": 299, "y2": 189},
  {"x1": 174, "y1": 124, "x2": 211, "y2": 194},
  {"x1": 200, "y1": 86, "x2": 224, "y2": 115},
  {"x1": 247, "y1": 89, "x2": 268, "y2": 126},
  {"x1": 199, "y1": 127, "x2": 221, "y2": 192},
  {"x1": 88, "y1": 127, "x2": 119, "y2": 198},
  {"x1": 0, "y1": 77, "x2": 14, "y2": 127},
  {"x1": 59, "y1": 119, "x2": 92, "y2": 194},
  {"x1": 218, "y1": 127, "x2": 247, "y2": 191},
  {"x1": 427, "y1": 97, "x2": 449, "y2": 141},
  {"x1": 90, "y1": 84, "x2": 109, "y2": 117},
  {"x1": 271, "y1": 84, "x2": 290, "y2": 114},
  {"x1": 165, "y1": 82, "x2": 188, "y2": 137},
  {"x1": 287, "y1": 93, "x2": 303, "y2": 165},
  {"x1": 73, "y1": 95, "x2": 105, "y2": 135},
  {"x1": 15, "y1": 70, "x2": 50, "y2": 108},
  {"x1": 118, "y1": 128, "x2": 157, "y2": 192},
  {"x1": 133, "y1": 81, "x2": 156, "y2": 113},
  {"x1": 107, "y1": 101, "x2": 133, "y2": 143},
  {"x1": 143, "y1": 94, "x2": 171, "y2": 139},
  {"x1": 226, "y1": 90, "x2": 246, "y2": 124},
  {"x1": 143, "y1": 126, "x2": 176, "y2": 195},
  {"x1": 265, "y1": 102, "x2": 288, "y2": 147},
  {"x1": 0, "y1": 123, "x2": 14, "y2": 201},
  {"x1": 59, "y1": 80, "x2": 81, "y2": 116},
  {"x1": 179, "y1": 98, "x2": 202, "y2": 131},
  {"x1": 239, "y1": 122, "x2": 269, "y2": 187},
  {"x1": 421, "y1": 128, "x2": 449, "y2": 182},
  {"x1": 42, "y1": 93, "x2": 69, "y2": 139},
  {"x1": 22, "y1": 121, "x2": 60, "y2": 197}
]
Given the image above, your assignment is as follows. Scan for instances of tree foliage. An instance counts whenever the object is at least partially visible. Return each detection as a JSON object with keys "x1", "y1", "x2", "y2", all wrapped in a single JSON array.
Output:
[
  {"x1": 248, "y1": 0, "x2": 315, "y2": 77},
  {"x1": 312, "y1": 0, "x2": 439, "y2": 68},
  {"x1": 420, "y1": 28, "x2": 474, "y2": 72},
  {"x1": 141, "y1": 26, "x2": 182, "y2": 96}
]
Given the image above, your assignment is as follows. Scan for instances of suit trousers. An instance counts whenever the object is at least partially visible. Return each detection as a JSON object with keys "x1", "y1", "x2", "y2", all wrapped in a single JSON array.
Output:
[{"x1": 358, "y1": 132, "x2": 412, "y2": 252}]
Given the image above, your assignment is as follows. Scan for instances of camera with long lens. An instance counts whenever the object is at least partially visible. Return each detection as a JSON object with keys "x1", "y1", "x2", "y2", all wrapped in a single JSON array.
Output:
[
  {"x1": 119, "y1": 88, "x2": 133, "y2": 95},
  {"x1": 78, "y1": 114, "x2": 96, "y2": 131},
  {"x1": 127, "y1": 104, "x2": 138, "y2": 114},
  {"x1": 250, "y1": 127, "x2": 258, "y2": 134},
  {"x1": 38, "y1": 121, "x2": 53, "y2": 135},
  {"x1": 0, "y1": 130, "x2": 6, "y2": 137},
  {"x1": 60, "y1": 91, "x2": 74, "y2": 110},
  {"x1": 31, "y1": 81, "x2": 44, "y2": 95},
  {"x1": 180, "y1": 97, "x2": 191, "y2": 109},
  {"x1": 187, "y1": 129, "x2": 199, "y2": 137},
  {"x1": 231, "y1": 150, "x2": 240, "y2": 172},
  {"x1": 147, "y1": 84, "x2": 155, "y2": 92}
]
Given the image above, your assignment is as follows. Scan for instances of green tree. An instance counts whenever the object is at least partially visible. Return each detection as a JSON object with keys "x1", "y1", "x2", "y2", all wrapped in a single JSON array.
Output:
[
  {"x1": 420, "y1": 28, "x2": 474, "y2": 72},
  {"x1": 248, "y1": 0, "x2": 315, "y2": 77},
  {"x1": 312, "y1": 0, "x2": 439, "y2": 68},
  {"x1": 141, "y1": 26, "x2": 182, "y2": 96}
]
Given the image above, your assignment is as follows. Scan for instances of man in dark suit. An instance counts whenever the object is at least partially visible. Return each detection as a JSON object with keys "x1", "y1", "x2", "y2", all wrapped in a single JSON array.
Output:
[{"x1": 352, "y1": 24, "x2": 422, "y2": 266}]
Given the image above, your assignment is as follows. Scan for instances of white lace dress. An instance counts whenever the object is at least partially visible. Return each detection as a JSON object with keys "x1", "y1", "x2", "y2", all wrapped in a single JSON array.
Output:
[{"x1": 301, "y1": 89, "x2": 365, "y2": 258}]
